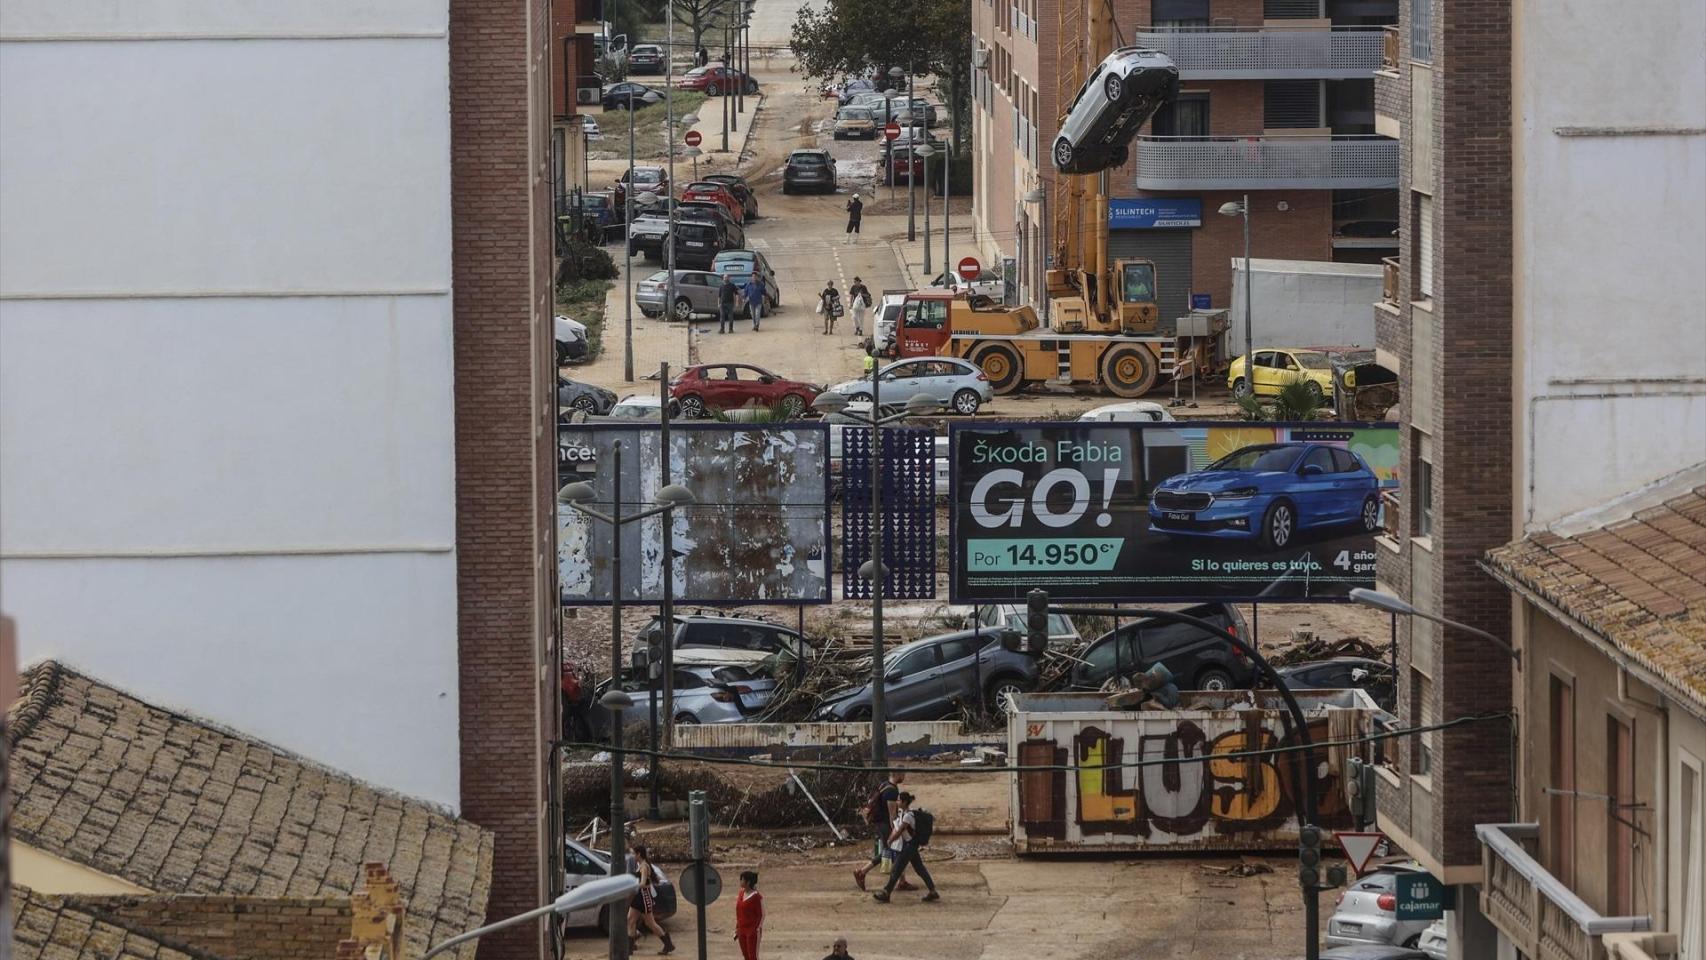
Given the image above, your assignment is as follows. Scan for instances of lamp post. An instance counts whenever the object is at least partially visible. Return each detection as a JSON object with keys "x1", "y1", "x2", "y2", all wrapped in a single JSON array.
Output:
[
  {"x1": 905, "y1": 64, "x2": 917, "y2": 242},
  {"x1": 1218, "y1": 196, "x2": 1252, "y2": 391},
  {"x1": 942, "y1": 136, "x2": 951, "y2": 278},
  {"x1": 421, "y1": 875, "x2": 639, "y2": 960},
  {"x1": 1350, "y1": 589, "x2": 1521, "y2": 662},
  {"x1": 1023, "y1": 186, "x2": 1049, "y2": 323},
  {"x1": 559, "y1": 469, "x2": 696, "y2": 960},
  {"x1": 915, "y1": 143, "x2": 936, "y2": 277},
  {"x1": 812, "y1": 388, "x2": 938, "y2": 767}
]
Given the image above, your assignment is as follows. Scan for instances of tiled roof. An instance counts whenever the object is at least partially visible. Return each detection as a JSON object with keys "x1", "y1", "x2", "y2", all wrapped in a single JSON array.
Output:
[
  {"x1": 1486, "y1": 477, "x2": 1706, "y2": 713},
  {"x1": 7, "y1": 662, "x2": 495, "y2": 959},
  {"x1": 13, "y1": 887, "x2": 216, "y2": 960}
]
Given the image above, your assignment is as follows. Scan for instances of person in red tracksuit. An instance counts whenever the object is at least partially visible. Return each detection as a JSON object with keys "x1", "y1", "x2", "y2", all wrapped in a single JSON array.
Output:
[{"x1": 733, "y1": 870, "x2": 763, "y2": 960}]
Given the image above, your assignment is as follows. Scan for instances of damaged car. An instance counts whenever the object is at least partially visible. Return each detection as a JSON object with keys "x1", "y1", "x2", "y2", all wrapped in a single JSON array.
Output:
[
  {"x1": 1052, "y1": 46, "x2": 1178, "y2": 174},
  {"x1": 1330, "y1": 350, "x2": 1400, "y2": 421}
]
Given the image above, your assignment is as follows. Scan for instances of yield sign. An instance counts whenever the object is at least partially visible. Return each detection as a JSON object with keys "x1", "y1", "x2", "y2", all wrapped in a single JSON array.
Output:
[{"x1": 1336, "y1": 831, "x2": 1385, "y2": 875}]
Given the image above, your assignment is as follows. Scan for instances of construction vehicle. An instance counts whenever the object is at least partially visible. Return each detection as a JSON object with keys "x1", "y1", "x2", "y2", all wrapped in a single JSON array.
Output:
[{"x1": 889, "y1": 12, "x2": 1225, "y2": 398}]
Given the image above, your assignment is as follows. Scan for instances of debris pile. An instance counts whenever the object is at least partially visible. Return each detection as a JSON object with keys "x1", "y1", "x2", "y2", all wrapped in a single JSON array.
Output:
[{"x1": 1266, "y1": 634, "x2": 1389, "y2": 668}]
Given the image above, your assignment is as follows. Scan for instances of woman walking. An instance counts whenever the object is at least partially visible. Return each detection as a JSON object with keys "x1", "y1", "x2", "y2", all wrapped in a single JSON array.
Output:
[
  {"x1": 627, "y1": 845, "x2": 675, "y2": 955},
  {"x1": 848, "y1": 277, "x2": 871, "y2": 338},
  {"x1": 733, "y1": 870, "x2": 764, "y2": 960}
]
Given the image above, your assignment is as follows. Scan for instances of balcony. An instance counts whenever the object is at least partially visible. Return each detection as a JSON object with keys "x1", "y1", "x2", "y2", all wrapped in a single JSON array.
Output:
[
  {"x1": 1133, "y1": 27, "x2": 1386, "y2": 80},
  {"x1": 1381, "y1": 257, "x2": 1399, "y2": 305},
  {"x1": 1133, "y1": 134, "x2": 1397, "y2": 190},
  {"x1": 1477, "y1": 823, "x2": 1655, "y2": 960},
  {"x1": 1380, "y1": 25, "x2": 1401, "y2": 73}
]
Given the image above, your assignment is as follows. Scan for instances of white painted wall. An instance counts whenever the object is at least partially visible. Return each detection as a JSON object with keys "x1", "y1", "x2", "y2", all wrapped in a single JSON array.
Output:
[
  {"x1": 0, "y1": 1, "x2": 461, "y2": 806},
  {"x1": 1229, "y1": 258, "x2": 1383, "y2": 351},
  {"x1": 1513, "y1": 0, "x2": 1706, "y2": 529}
]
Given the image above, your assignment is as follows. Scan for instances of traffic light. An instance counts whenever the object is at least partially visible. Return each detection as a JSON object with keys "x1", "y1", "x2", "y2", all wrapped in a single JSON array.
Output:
[
  {"x1": 1298, "y1": 823, "x2": 1323, "y2": 890},
  {"x1": 1025, "y1": 589, "x2": 1049, "y2": 653},
  {"x1": 689, "y1": 790, "x2": 709, "y2": 861}
]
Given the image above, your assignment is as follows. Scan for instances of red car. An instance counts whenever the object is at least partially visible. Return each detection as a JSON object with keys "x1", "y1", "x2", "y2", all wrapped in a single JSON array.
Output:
[
  {"x1": 671, "y1": 364, "x2": 821, "y2": 418},
  {"x1": 679, "y1": 182, "x2": 745, "y2": 225},
  {"x1": 676, "y1": 65, "x2": 758, "y2": 96}
]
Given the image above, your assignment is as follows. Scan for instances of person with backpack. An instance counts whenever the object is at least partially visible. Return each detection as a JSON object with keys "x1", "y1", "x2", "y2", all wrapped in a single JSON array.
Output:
[
  {"x1": 818, "y1": 281, "x2": 843, "y2": 335},
  {"x1": 852, "y1": 771, "x2": 914, "y2": 891},
  {"x1": 873, "y1": 791, "x2": 938, "y2": 903}
]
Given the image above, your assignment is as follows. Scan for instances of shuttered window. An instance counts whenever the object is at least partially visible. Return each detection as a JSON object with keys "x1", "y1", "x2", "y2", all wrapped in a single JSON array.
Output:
[
  {"x1": 1153, "y1": 0, "x2": 1209, "y2": 22},
  {"x1": 1263, "y1": 80, "x2": 1321, "y2": 128},
  {"x1": 1264, "y1": 0, "x2": 1316, "y2": 17},
  {"x1": 1411, "y1": 0, "x2": 1433, "y2": 62},
  {"x1": 1416, "y1": 193, "x2": 1434, "y2": 298}
]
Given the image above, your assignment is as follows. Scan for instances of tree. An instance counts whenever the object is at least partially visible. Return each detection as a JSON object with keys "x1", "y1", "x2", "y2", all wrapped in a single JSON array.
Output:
[
  {"x1": 673, "y1": 0, "x2": 734, "y2": 59},
  {"x1": 789, "y1": 0, "x2": 972, "y2": 150}
]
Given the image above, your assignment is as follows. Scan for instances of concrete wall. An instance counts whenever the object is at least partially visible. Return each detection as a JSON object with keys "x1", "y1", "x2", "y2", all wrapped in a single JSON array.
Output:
[
  {"x1": 0, "y1": 3, "x2": 460, "y2": 806},
  {"x1": 1511, "y1": 0, "x2": 1706, "y2": 530},
  {"x1": 1229, "y1": 258, "x2": 1382, "y2": 351}
]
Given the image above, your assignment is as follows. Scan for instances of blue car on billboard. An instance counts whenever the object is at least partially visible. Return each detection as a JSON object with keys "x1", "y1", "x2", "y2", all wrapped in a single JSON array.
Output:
[{"x1": 1148, "y1": 442, "x2": 1382, "y2": 550}]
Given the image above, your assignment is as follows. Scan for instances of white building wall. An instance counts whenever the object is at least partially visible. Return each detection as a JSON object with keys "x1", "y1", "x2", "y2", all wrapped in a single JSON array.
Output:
[
  {"x1": 0, "y1": 1, "x2": 461, "y2": 807},
  {"x1": 1512, "y1": 0, "x2": 1706, "y2": 530}
]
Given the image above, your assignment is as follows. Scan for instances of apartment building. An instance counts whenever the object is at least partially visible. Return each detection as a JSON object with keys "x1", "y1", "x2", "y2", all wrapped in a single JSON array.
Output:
[
  {"x1": 971, "y1": 0, "x2": 1398, "y2": 327},
  {"x1": 1371, "y1": 0, "x2": 1705, "y2": 954},
  {"x1": 552, "y1": 0, "x2": 605, "y2": 198}
]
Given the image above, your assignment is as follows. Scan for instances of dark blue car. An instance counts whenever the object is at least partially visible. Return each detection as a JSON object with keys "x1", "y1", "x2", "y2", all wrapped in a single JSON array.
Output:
[{"x1": 1148, "y1": 442, "x2": 1381, "y2": 549}]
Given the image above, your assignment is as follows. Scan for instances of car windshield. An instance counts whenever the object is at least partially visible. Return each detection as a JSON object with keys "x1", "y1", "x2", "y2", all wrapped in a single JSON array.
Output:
[
  {"x1": 1122, "y1": 263, "x2": 1156, "y2": 301},
  {"x1": 685, "y1": 66, "x2": 711, "y2": 77},
  {"x1": 791, "y1": 153, "x2": 829, "y2": 166},
  {"x1": 581, "y1": 196, "x2": 608, "y2": 210},
  {"x1": 644, "y1": 271, "x2": 668, "y2": 282},
  {"x1": 631, "y1": 169, "x2": 663, "y2": 184},
  {"x1": 839, "y1": 107, "x2": 873, "y2": 120},
  {"x1": 686, "y1": 182, "x2": 721, "y2": 192},
  {"x1": 609, "y1": 401, "x2": 655, "y2": 417},
  {"x1": 1292, "y1": 351, "x2": 1332, "y2": 369},
  {"x1": 1208, "y1": 445, "x2": 1303, "y2": 472}
]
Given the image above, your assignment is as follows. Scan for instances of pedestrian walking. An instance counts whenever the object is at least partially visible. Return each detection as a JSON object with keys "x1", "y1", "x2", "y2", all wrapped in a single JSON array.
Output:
[
  {"x1": 820, "y1": 936, "x2": 855, "y2": 960},
  {"x1": 718, "y1": 274, "x2": 738, "y2": 334},
  {"x1": 744, "y1": 273, "x2": 766, "y2": 330},
  {"x1": 844, "y1": 194, "x2": 863, "y2": 244},
  {"x1": 862, "y1": 350, "x2": 877, "y2": 378},
  {"x1": 848, "y1": 277, "x2": 871, "y2": 336},
  {"x1": 853, "y1": 771, "x2": 916, "y2": 891},
  {"x1": 733, "y1": 870, "x2": 764, "y2": 960},
  {"x1": 872, "y1": 792, "x2": 938, "y2": 903},
  {"x1": 627, "y1": 845, "x2": 676, "y2": 954},
  {"x1": 818, "y1": 281, "x2": 842, "y2": 335}
]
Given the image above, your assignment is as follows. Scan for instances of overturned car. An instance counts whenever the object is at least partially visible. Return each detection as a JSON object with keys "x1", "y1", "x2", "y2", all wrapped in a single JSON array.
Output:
[{"x1": 1052, "y1": 47, "x2": 1178, "y2": 175}]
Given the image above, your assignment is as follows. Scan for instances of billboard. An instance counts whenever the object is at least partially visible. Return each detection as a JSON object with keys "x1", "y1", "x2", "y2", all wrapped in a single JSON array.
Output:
[
  {"x1": 950, "y1": 422, "x2": 1399, "y2": 603},
  {"x1": 841, "y1": 426, "x2": 937, "y2": 600},
  {"x1": 558, "y1": 424, "x2": 831, "y2": 604},
  {"x1": 1107, "y1": 197, "x2": 1203, "y2": 229}
]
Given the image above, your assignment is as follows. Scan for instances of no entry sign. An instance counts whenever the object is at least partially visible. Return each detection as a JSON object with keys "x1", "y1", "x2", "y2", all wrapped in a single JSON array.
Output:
[
  {"x1": 957, "y1": 256, "x2": 982, "y2": 280},
  {"x1": 684, "y1": 130, "x2": 703, "y2": 147},
  {"x1": 884, "y1": 121, "x2": 901, "y2": 141}
]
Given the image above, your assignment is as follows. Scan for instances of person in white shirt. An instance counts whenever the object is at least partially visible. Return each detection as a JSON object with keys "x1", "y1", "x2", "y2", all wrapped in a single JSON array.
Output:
[{"x1": 872, "y1": 791, "x2": 938, "y2": 902}]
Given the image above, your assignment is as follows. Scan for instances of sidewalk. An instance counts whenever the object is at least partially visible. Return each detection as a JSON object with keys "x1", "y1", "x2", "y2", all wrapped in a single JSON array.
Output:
[{"x1": 885, "y1": 222, "x2": 979, "y2": 288}]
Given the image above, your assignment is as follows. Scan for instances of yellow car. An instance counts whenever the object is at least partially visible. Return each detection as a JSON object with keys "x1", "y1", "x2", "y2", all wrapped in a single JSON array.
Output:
[
  {"x1": 833, "y1": 106, "x2": 878, "y2": 140},
  {"x1": 1227, "y1": 348, "x2": 1337, "y2": 400}
]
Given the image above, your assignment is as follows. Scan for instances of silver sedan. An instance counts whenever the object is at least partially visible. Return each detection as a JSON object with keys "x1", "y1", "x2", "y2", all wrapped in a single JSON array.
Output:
[
  {"x1": 827, "y1": 357, "x2": 992, "y2": 415},
  {"x1": 634, "y1": 269, "x2": 727, "y2": 320}
]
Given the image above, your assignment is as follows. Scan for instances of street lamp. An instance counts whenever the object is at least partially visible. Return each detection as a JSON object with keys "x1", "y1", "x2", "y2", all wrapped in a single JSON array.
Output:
[
  {"x1": 882, "y1": 85, "x2": 903, "y2": 204},
  {"x1": 1350, "y1": 588, "x2": 1521, "y2": 662},
  {"x1": 914, "y1": 143, "x2": 936, "y2": 277},
  {"x1": 1024, "y1": 186, "x2": 1049, "y2": 323},
  {"x1": 1219, "y1": 196, "x2": 1252, "y2": 395},
  {"x1": 559, "y1": 471, "x2": 696, "y2": 960},
  {"x1": 420, "y1": 875, "x2": 639, "y2": 960},
  {"x1": 905, "y1": 63, "x2": 917, "y2": 242},
  {"x1": 813, "y1": 387, "x2": 938, "y2": 767}
]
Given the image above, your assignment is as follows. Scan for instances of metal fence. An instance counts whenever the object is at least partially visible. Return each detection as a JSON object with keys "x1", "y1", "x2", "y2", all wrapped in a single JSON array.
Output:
[
  {"x1": 1133, "y1": 134, "x2": 1398, "y2": 190},
  {"x1": 1133, "y1": 27, "x2": 1385, "y2": 79}
]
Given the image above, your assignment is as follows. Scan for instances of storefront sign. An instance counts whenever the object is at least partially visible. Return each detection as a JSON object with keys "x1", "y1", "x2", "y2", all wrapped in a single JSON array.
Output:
[{"x1": 1108, "y1": 198, "x2": 1203, "y2": 229}]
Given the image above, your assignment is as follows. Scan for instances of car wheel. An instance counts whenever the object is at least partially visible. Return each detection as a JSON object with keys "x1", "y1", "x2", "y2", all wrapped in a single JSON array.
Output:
[
  {"x1": 1232, "y1": 377, "x2": 1252, "y2": 399},
  {"x1": 1306, "y1": 379, "x2": 1325, "y2": 402},
  {"x1": 596, "y1": 905, "x2": 611, "y2": 934},
  {"x1": 1195, "y1": 668, "x2": 1234, "y2": 692},
  {"x1": 679, "y1": 394, "x2": 706, "y2": 418},
  {"x1": 1104, "y1": 73, "x2": 1124, "y2": 102},
  {"x1": 641, "y1": 309, "x2": 662, "y2": 319},
  {"x1": 674, "y1": 713, "x2": 699, "y2": 725},
  {"x1": 848, "y1": 391, "x2": 872, "y2": 404},
  {"x1": 672, "y1": 297, "x2": 693, "y2": 321},
  {"x1": 1360, "y1": 495, "x2": 1381, "y2": 532},
  {"x1": 952, "y1": 388, "x2": 982, "y2": 415},
  {"x1": 1261, "y1": 500, "x2": 1296, "y2": 550},
  {"x1": 747, "y1": 80, "x2": 759, "y2": 94},
  {"x1": 572, "y1": 395, "x2": 599, "y2": 414},
  {"x1": 707, "y1": 82, "x2": 720, "y2": 96},
  {"x1": 779, "y1": 394, "x2": 807, "y2": 417},
  {"x1": 1101, "y1": 344, "x2": 1158, "y2": 398},
  {"x1": 846, "y1": 706, "x2": 872, "y2": 721},
  {"x1": 987, "y1": 677, "x2": 1028, "y2": 713},
  {"x1": 1053, "y1": 136, "x2": 1076, "y2": 171},
  {"x1": 969, "y1": 342, "x2": 1023, "y2": 394}
]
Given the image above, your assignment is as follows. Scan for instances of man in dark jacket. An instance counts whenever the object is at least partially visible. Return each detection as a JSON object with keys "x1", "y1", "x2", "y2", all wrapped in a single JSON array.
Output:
[
  {"x1": 820, "y1": 936, "x2": 855, "y2": 960},
  {"x1": 844, "y1": 193, "x2": 864, "y2": 244},
  {"x1": 718, "y1": 275, "x2": 738, "y2": 333}
]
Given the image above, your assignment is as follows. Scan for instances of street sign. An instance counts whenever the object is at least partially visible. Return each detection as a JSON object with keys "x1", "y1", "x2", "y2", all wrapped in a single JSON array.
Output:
[
  {"x1": 684, "y1": 130, "x2": 703, "y2": 147},
  {"x1": 1394, "y1": 871, "x2": 1448, "y2": 921},
  {"x1": 1335, "y1": 831, "x2": 1385, "y2": 876},
  {"x1": 884, "y1": 121, "x2": 901, "y2": 141},
  {"x1": 957, "y1": 256, "x2": 981, "y2": 280},
  {"x1": 679, "y1": 862, "x2": 723, "y2": 906},
  {"x1": 1190, "y1": 292, "x2": 1212, "y2": 310}
]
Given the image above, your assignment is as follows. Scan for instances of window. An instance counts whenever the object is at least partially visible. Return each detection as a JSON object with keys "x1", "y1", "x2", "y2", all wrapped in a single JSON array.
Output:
[
  {"x1": 1412, "y1": 431, "x2": 1434, "y2": 538},
  {"x1": 1330, "y1": 449, "x2": 1362, "y2": 473},
  {"x1": 1153, "y1": 0, "x2": 1209, "y2": 26},
  {"x1": 566, "y1": 845, "x2": 602, "y2": 875},
  {"x1": 1549, "y1": 675, "x2": 1576, "y2": 886},
  {"x1": 1122, "y1": 262, "x2": 1156, "y2": 301},
  {"x1": 1264, "y1": 80, "x2": 1322, "y2": 128},
  {"x1": 1409, "y1": 668, "x2": 1432, "y2": 776},
  {"x1": 1302, "y1": 448, "x2": 1336, "y2": 474},
  {"x1": 906, "y1": 299, "x2": 948, "y2": 330},
  {"x1": 938, "y1": 637, "x2": 976, "y2": 663},
  {"x1": 1153, "y1": 93, "x2": 1210, "y2": 138},
  {"x1": 1608, "y1": 716, "x2": 1635, "y2": 914},
  {"x1": 1415, "y1": 193, "x2": 1434, "y2": 298},
  {"x1": 1410, "y1": 0, "x2": 1432, "y2": 62}
]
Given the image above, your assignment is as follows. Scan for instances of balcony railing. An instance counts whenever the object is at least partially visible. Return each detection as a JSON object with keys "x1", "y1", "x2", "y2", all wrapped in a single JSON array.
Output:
[
  {"x1": 1381, "y1": 257, "x2": 1400, "y2": 305},
  {"x1": 1477, "y1": 823, "x2": 1652, "y2": 960},
  {"x1": 1133, "y1": 134, "x2": 1398, "y2": 190},
  {"x1": 1380, "y1": 25, "x2": 1401, "y2": 72},
  {"x1": 1133, "y1": 27, "x2": 1386, "y2": 79}
]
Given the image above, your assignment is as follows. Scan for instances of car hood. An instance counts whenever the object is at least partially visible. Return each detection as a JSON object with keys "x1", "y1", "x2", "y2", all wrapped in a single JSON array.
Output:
[
  {"x1": 1159, "y1": 469, "x2": 1285, "y2": 491},
  {"x1": 670, "y1": 648, "x2": 779, "y2": 669}
]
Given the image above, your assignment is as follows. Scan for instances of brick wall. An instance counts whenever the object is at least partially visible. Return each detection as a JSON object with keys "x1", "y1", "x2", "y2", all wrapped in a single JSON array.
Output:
[
  {"x1": 70, "y1": 895, "x2": 351, "y2": 960},
  {"x1": 550, "y1": 0, "x2": 574, "y2": 119},
  {"x1": 1189, "y1": 189, "x2": 1332, "y2": 309},
  {"x1": 450, "y1": 0, "x2": 556, "y2": 956}
]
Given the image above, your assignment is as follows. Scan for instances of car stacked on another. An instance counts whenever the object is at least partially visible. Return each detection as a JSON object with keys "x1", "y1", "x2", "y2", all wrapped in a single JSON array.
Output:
[
  {"x1": 1148, "y1": 442, "x2": 1383, "y2": 550},
  {"x1": 825, "y1": 357, "x2": 992, "y2": 415},
  {"x1": 702, "y1": 173, "x2": 759, "y2": 221},
  {"x1": 813, "y1": 628, "x2": 1042, "y2": 720},
  {"x1": 1274, "y1": 656, "x2": 1394, "y2": 704},
  {"x1": 782, "y1": 149, "x2": 837, "y2": 194},
  {"x1": 1064, "y1": 603, "x2": 1252, "y2": 692},
  {"x1": 626, "y1": 43, "x2": 667, "y2": 74},
  {"x1": 1053, "y1": 46, "x2": 1178, "y2": 174},
  {"x1": 591, "y1": 666, "x2": 776, "y2": 726},
  {"x1": 680, "y1": 181, "x2": 746, "y2": 225},
  {"x1": 670, "y1": 363, "x2": 822, "y2": 418}
]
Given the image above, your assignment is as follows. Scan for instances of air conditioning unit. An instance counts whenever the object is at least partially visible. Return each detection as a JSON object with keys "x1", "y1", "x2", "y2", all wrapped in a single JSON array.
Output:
[
  {"x1": 576, "y1": 87, "x2": 600, "y2": 105},
  {"x1": 972, "y1": 46, "x2": 990, "y2": 69}
]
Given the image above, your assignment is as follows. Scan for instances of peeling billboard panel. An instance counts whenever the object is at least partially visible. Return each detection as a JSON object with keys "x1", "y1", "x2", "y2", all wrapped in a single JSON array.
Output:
[{"x1": 558, "y1": 424, "x2": 831, "y2": 604}]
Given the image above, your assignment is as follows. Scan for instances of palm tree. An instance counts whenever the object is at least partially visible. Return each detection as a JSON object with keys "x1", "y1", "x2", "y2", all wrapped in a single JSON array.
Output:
[{"x1": 1237, "y1": 376, "x2": 1331, "y2": 422}]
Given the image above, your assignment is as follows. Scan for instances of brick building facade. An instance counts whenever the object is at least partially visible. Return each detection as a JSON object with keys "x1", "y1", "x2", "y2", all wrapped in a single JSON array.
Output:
[{"x1": 450, "y1": 0, "x2": 559, "y2": 955}]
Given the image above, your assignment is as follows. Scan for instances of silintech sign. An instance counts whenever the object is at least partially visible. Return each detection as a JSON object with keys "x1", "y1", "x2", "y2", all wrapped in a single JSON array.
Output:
[
  {"x1": 558, "y1": 423, "x2": 831, "y2": 604},
  {"x1": 950, "y1": 422, "x2": 1399, "y2": 602},
  {"x1": 1108, "y1": 198, "x2": 1202, "y2": 229}
]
